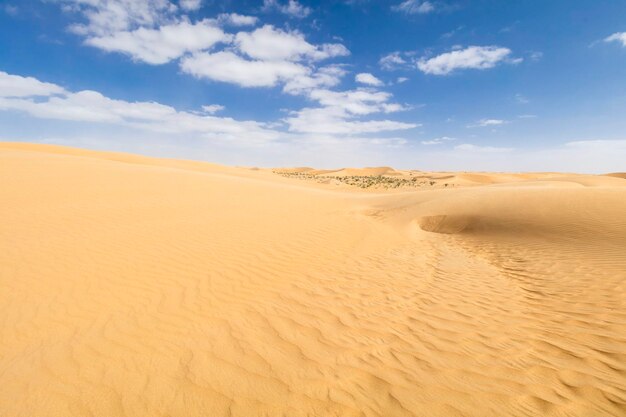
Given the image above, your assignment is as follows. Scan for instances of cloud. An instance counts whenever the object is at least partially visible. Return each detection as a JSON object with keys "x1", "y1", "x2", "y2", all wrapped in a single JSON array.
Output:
[
  {"x1": 234, "y1": 25, "x2": 348, "y2": 62},
  {"x1": 0, "y1": 71, "x2": 279, "y2": 142},
  {"x1": 201, "y1": 104, "x2": 225, "y2": 114},
  {"x1": 355, "y1": 73, "x2": 383, "y2": 86},
  {"x1": 284, "y1": 106, "x2": 417, "y2": 135},
  {"x1": 179, "y1": 0, "x2": 202, "y2": 11},
  {"x1": 262, "y1": 0, "x2": 311, "y2": 18},
  {"x1": 61, "y1": 0, "x2": 178, "y2": 36},
  {"x1": 85, "y1": 19, "x2": 231, "y2": 64},
  {"x1": 565, "y1": 139, "x2": 626, "y2": 149},
  {"x1": 605, "y1": 32, "x2": 626, "y2": 47},
  {"x1": 0, "y1": 71, "x2": 66, "y2": 97},
  {"x1": 421, "y1": 136, "x2": 454, "y2": 145},
  {"x1": 454, "y1": 143, "x2": 513, "y2": 152},
  {"x1": 467, "y1": 119, "x2": 507, "y2": 128},
  {"x1": 284, "y1": 85, "x2": 414, "y2": 135},
  {"x1": 216, "y1": 13, "x2": 258, "y2": 26},
  {"x1": 282, "y1": 65, "x2": 346, "y2": 95},
  {"x1": 379, "y1": 51, "x2": 408, "y2": 70},
  {"x1": 306, "y1": 88, "x2": 406, "y2": 115},
  {"x1": 48, "y1": 2, "x2": 413, "y2": 146},
  {"x1": 180, "y1": 51, "x2": 308, "y2": 87},
  {"x1": 180, "y1": 25, "x2": 348, "y2": 90},
  {"x1": 517, "y1": 114, "x2": 537, "y2": 119},
  {"x1": 417, "y1": 46, "x2": 516, "y2": 75},
  {"x1": 392, "y1": 0, "x2": 435, "y2": 14},
  {"x1": 397, "y1": 77, "x2": 409, "y2": 83}
]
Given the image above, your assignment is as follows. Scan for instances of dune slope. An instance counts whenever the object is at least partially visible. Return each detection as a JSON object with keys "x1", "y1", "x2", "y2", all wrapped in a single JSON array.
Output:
[{"x1": 1, "y1": 143, "x2": 625, "y2": 417}]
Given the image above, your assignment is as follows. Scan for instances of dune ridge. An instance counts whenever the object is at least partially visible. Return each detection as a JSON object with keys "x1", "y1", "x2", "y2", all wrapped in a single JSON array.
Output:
[{"x1": 1, "y1": 142, "x2": 625, "y2": 417}]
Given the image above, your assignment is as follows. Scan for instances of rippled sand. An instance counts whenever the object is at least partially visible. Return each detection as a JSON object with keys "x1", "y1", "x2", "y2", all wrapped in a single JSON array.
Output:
[{"x1": 1, "y1": 142, "x2": 625, "y2": 417}]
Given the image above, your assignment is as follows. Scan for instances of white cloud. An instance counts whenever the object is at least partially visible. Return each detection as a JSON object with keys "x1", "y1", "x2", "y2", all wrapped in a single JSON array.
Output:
[
  {"x1": 379, "y1": 52, "x2": 407, "y2": 70},
  {"x1": 417, "y1": 46, "x2": 516, "y2": 75},
  {"x1": 517, "y1": 114, "x2": 537, "y2": 119},
  {"x1": 392, "y1": 0, "x2": 435, "y2": 14},
  {"x1": 284, "y1": 85, "x2": 414, "y2": 135},
  {"x1": 454, "y1": 143, "x2": 513, "y2": 152},
  {"x1": 0, "y1": 71, "x2": 66, "y2": 97},
  {"x1": 397, "y1": 77, "x2": 409, "y2": 83},
  {"x1": 355, "y1": 73, "x2": 383, "y2": 86},
  {"x1": 216, "y1": 13, "x2": 258, "y2": 26},
  {"x1": 61, "y1": 0, "x2": 178, "y2": 36},
  {"x1": 180, "y1": 26, "x2": 348, "y2": 91},
  {"x1": 180, "y1": 51, "x2": 308, "y2": 87},
  {"x1": 565, "y1": 139, "x2": 626, "y2": 149},
  {"x1": 179, "y1": 0, "x2": 201, "y2": 11},
  {"x1": 0, "y1": 71, "x2": 278, "y2": 142},
  {"x1": 285, "y1": 106, "x2": 417, "y2": 135},
  {"x1": 85, "y1": 19, "x2": 231, "y2": 64},
  {"x1": 421, "y1": 136, "x2": 454, "y2": 145},
  {"x1": 262, "y1": 0, "x2": 311, "y2": 18},
  {"x1": 235, "y1": 25, "x2": 348, "y2": 62},
  {"x1": 307, "y1": 88, "x2": 404, "y2": 115},
  {"x1": 468, "y1": 119, "x2": 507, "y2": 128},
  {"x1": 201, "y1": 104, "x2": 225, "y2": 114},
  {"x1": 282, "y1": 65, "x2": 346, "y2": 95},
  {"x1": 47, "y1": 3, "x2": 413, "y2": 147},
  {"x1": 605, "y1": 32, "x2": 626, "y2": 47}
]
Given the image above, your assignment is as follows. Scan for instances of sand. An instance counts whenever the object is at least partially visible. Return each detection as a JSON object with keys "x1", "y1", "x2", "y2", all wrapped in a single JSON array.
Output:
[{"x1": 1, "y1": 142, "x2": 625, "y2": 417}]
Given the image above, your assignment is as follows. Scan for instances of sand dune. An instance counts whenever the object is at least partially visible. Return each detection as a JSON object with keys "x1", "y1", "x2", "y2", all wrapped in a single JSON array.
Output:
[{"x1": 1, "y1": 142, "x2": 625, "y2": 417}]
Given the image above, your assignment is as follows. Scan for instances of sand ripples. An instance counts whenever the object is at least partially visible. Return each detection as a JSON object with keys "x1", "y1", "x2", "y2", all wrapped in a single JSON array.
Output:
[{"x1": 1, "y1": 143, "x2": 625, "y2": 416}]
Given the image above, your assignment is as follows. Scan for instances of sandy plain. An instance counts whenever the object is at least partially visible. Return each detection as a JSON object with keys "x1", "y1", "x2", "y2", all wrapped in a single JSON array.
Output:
[{"x1": 1, "y1": 142, "x2": 625, "y2": 416}]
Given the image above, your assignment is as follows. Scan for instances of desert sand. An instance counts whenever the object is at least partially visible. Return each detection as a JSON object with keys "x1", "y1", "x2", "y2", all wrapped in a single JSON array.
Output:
[{"x1": 1, "y1": 142, "x2": 625, "y2": 417}]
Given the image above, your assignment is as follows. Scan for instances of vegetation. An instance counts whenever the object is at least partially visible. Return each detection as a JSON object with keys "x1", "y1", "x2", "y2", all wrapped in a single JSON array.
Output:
[{"x1": 272, "y1": 171, "x2": 453, "y2": 189}]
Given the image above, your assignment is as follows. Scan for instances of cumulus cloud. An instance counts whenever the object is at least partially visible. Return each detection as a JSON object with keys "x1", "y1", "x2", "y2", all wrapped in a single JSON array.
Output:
[
  {"x1": 605, "y1": 32, "x2": 626, "y2": 47},
  {"x1": 392, "y1": 0, "x2": 435, "y2": 14},
  {"x1": 285, "y1": 106, "x2": 417, "y2": 135},
  {"x1": 262, "y1": 0, "x2": 311, "y2": 18},
  {"x1": 201, "y1": 104, "x2": 224, "y2": 114},
  {"x1": 0, "y1": 71, "x2": 66, "y2": 97},
  {"x1": 0, "y1": 71, "x2": 278, "y2": 142},
  {"x1": 379, "y1": 52, "x2": 408, "y2": 70},
  {"x1": 235, "y1": 25, "x2": 348, "y2": 62},
  {"x1": 179, "y1": 0, "x2": 201, "y2": 11},
  {"x1": 284, "y1": 86, "x2": 414, "y2": 135},
  {"x1": 85, "y1": 19, "x2": 231, "y2": 64},
  {"x1": 49, "y1": 1, "x2": 413, "y2": 144},
  {"x1": 417, "y1": 46, "x2": 516, "y2": 75},
  {"x1": 61, "y1": 0, "x2": 178, "y2": 36},
  {"x1": 216, "y1": 13, "x2": 258, "y2": 26},
  {"x1": 180, "y1": 51, "x2": 308, "y2": 87},
  {"x1": 355, "y1": 73, "x2": 383, "y2": 86},
  {"x1": 179, "y1": 25, "x2": 349, "y2": 91},
  {"x1": 282, "y1": 65, "x2": 346, "y2": 95}
]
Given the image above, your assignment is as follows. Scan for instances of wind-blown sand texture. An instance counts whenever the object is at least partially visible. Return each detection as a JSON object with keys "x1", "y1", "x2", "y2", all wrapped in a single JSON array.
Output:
[{"x1": 1, "y1": 142, "x2": 625, "y2": 417}]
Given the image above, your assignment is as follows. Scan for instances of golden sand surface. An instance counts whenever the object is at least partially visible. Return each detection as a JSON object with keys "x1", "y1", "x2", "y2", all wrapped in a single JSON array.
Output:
[{"x1": 1, "y1": 142, "x2": 625, "y2": 417}]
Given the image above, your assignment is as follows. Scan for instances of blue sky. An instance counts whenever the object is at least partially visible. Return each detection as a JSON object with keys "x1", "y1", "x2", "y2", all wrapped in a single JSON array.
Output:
[{"x1": 1, "y1": 0, "x2": 626, "y2": 171}]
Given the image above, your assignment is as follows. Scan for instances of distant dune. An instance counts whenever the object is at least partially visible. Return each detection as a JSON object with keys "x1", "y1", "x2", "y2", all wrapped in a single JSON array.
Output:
[{"x1": 1, "y1": 142, "x2": 625, "y2": 417}]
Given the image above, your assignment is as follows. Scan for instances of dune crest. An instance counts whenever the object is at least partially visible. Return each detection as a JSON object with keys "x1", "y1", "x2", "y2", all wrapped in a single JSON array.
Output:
[{"x1": 1, "y1": 143, "x2": 625, "y2": 417}]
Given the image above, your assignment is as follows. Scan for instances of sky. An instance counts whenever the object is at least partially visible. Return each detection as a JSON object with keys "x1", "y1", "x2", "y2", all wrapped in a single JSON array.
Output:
[{"x1": 1, "y1": 0, "x2": 626, "y2": 172}]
